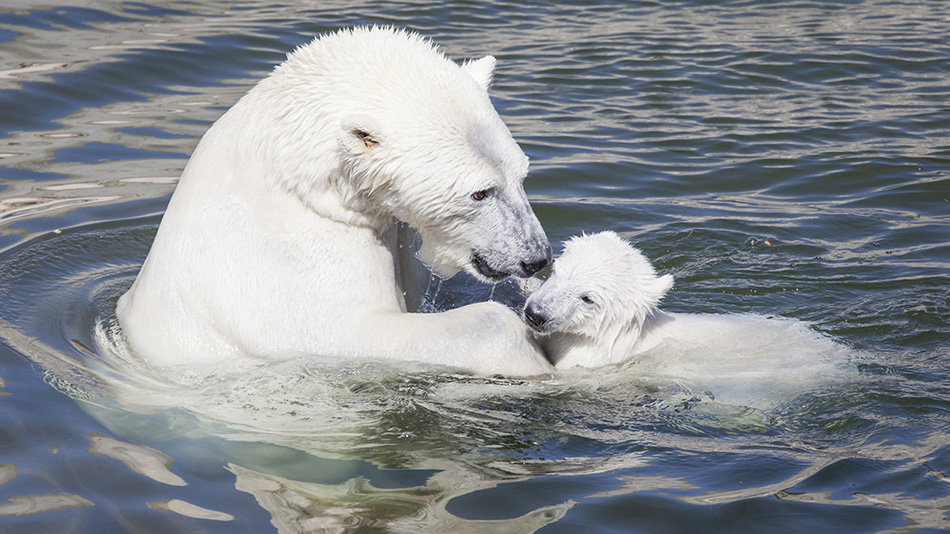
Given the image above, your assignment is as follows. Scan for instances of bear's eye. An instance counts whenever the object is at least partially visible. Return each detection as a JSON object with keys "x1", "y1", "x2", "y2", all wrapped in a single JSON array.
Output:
[
  {"x1": 471, "y1": 188, "x2": 492, "y2": 201},
  {"x1": 580, "y1": 294, "x2": 595, "y2": 305}
]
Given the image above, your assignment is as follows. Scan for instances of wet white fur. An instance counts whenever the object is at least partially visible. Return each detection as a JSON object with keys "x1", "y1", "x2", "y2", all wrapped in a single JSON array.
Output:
[
  {"x1": 117, "y1": 27, "x2": 552, "y2": 376},
  {"x1": 525, "y1": 232, "x2": 672, "y2": 369},
  {"x1": 525, "y1": 232, "x2": 849, "y2": 379}
]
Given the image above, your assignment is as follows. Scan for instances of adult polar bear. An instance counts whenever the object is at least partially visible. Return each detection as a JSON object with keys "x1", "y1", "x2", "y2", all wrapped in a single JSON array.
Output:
[{"x1": 117, "y1": 27, "x2": 554, "y2": 376}]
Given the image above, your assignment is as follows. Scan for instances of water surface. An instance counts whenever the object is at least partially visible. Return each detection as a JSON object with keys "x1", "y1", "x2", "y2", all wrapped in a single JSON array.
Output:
[{"x1": 1, "y1": 1, "x2": 948, "y2": 532}]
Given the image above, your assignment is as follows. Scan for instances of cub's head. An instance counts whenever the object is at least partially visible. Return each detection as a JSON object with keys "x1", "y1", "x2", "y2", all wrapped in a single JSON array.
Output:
[
  {"x1": 291, "y1": 27, "x2": 550, "y2": 281},
  {"x1": 523, "y1": 232, "x2": 673, "y2": 338}
]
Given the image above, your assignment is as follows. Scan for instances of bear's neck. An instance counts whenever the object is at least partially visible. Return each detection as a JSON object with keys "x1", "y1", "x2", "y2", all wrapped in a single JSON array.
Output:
[
  {"x1": 540, "y1": 332, "x2": 603, "y2": 369},
  {"x1": 149, "y1": 92, "x2": 411, "y2": 314},
  {"x1": 542, "y1": 308, "x2": 668, "y2": 370},
  {"x1": 599, "y1": 308, "x2": 673, "y2": 362},
  {"x1": 228, "y1": 76, "x2": 392, "y2": 234}
]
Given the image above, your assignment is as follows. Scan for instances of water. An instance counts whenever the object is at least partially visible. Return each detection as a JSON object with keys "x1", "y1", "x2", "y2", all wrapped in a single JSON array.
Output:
[{"x1": 1, "y1": 1, "x2": 948, "y2": 532}]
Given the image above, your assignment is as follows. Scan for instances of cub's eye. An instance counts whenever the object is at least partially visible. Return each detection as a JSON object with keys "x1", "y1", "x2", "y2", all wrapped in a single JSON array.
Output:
[
  {"x1": 580, "y1": 295, "x2": 595, "y2": 305},
  {"x1": 471, "y1": 189, "x2": 491, "y2": 201}
]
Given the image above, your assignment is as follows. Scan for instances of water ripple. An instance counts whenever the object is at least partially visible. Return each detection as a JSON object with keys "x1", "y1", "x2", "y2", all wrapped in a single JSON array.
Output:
[{"x1": 1, "y1": 0, "x2": 949, "y2": 531}]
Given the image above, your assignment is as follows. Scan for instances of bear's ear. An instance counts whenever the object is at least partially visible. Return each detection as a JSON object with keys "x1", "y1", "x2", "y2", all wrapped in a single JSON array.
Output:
[
  {"x1": 339, "y1": 115, "x2": 383, "y2": 155},
  {"x1": 461, "y1": 55, "x2": 496, "y2": 93}
]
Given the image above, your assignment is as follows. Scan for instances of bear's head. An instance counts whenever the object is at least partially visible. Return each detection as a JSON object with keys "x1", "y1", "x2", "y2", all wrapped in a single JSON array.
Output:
[
  {"x1": 523, "y1": 232, "x2": 674, "y2": 341},
  {"x1": 265, "y1": 27, "x2": 550, "y2": 282}
]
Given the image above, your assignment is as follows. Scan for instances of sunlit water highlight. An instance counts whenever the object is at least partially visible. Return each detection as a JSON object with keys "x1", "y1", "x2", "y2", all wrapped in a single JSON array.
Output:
[{"x1": 0, "y1": 1, "x2": 948, "y2": 532}]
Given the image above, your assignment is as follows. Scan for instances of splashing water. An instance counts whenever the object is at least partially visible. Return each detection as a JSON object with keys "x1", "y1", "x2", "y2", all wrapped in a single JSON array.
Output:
[{"x1": 419, "y1": 273, "x2": 445, "y2": 313}]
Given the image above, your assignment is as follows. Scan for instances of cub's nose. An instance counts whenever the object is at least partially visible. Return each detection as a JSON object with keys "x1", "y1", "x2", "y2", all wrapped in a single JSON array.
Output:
[{"x1": 523, "y1": 303, "x2": 550, "y2": 332}]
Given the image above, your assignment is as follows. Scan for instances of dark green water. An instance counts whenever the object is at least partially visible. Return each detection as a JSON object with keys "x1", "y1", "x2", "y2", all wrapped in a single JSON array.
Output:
[{"x1": 0, "y1": 1, "x2": 948, "y2": 532}]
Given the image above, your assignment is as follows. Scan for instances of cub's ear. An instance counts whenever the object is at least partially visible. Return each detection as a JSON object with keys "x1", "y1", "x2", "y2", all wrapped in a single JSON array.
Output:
[
  {"x1": 654, "y1": 274, "x2": 674, "y2": 300},
  {"x1": 461, "y1": 55, "x2": 496, "y2": 93},
  {"x1": 339, "y1": 115, "x2": 383, "y2": 156}
]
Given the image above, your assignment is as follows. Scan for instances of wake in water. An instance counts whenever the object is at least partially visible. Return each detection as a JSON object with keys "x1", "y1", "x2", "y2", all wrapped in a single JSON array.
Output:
[
  {"x1": 85, "y1": 286, "x2": 862, "y2": 468},
  {"x1": 0, "y1": 222, "x2": 918, "y2": 533},
  {"x1": 0, "y1": 222, "x2": 863, "y2": 457}
]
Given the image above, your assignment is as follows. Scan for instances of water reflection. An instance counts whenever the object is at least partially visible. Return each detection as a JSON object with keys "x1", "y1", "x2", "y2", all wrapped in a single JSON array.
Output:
[
  {"x1": 87, "y1": 433, "x2": 186, "y2": 486},
  {"x1": 0, "y1": 493, "x2": 94, "y2": 517},
  {"x1": 229, "y1": 463, "x2": 571, "y2": 533},
  {"x1": 0, "y1": 457, "x2": 93, "y2": 518},
  {"x1": 146, "y1": 499, "x2": 234, "y2": 522}
]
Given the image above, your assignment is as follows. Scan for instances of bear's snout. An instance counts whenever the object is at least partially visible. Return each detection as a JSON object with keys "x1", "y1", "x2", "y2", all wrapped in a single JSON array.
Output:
[
  {"x1": 521, "y1": 257, "x2": 549, "y2": 277},
  {"x1": 517, "y1": 236, "x2": 553, "y2": 277}
]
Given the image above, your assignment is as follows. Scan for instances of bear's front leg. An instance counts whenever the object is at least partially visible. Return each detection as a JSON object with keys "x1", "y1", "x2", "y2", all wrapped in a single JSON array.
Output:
[{"x1": 361, "y1": 303, "x2": 554, "y2": 377}]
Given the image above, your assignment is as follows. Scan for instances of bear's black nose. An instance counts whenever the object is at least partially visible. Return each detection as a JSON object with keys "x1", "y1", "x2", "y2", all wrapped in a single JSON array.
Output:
[
  {"x1": 523, "y1": 304, "x2": 549, "y2": 332},
  {"x1": 521, "y1": 257, "x2": 549, "y2": 277}
]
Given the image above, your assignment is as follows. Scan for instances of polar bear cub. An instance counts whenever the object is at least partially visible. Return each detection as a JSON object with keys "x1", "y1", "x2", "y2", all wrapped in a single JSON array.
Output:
[
  {"x1": 524, "y1": 232, "x2": 849, "y2": 376},
  {"x1": 523, "y1": 232, "x2": 674, "y2": 369}
]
